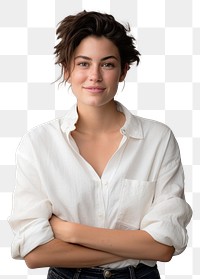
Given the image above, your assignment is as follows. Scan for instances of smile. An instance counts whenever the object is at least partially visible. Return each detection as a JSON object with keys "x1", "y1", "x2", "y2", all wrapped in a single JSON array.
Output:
[{"x1": 83, "y1": 86, "x2": 106, "y2": 93}]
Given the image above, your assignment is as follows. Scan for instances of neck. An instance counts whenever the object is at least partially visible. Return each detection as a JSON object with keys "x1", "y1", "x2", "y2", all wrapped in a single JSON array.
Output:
[{"x1": 75, "y1": 101, "x2": 124, "y2": 135}]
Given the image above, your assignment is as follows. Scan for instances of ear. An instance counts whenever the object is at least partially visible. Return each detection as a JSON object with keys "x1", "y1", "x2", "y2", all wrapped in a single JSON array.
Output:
[{"x1": 119, "y1": 63, "x2": 130, "y2": 82}]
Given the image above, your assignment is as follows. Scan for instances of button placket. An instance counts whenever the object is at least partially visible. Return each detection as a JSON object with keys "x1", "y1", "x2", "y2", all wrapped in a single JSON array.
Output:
[{"x1": 96, "y1": 180, "x2": 106, "y2": 227}]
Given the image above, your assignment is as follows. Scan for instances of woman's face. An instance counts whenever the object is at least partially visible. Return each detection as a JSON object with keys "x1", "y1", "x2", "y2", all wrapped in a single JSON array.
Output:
[{"x1": 66, "y1": 36, "x2": 127, "y2": 108}]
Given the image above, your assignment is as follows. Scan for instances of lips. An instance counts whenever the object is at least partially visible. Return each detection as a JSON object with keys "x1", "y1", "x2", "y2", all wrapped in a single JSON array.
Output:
[{"x1": 83, "y1": 86, "x2": 106, "y2": 93}]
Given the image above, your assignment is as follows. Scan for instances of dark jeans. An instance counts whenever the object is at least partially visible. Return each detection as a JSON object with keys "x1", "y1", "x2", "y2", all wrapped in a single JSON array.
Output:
[{"x1": 47, "y1": 263, "x2": 160, "y2": 279}]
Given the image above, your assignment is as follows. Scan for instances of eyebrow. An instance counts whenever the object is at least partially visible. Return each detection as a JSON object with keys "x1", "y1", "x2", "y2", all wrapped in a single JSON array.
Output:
[{"x1": 74, "y1": 55, "x2": 119, "y2": 61}]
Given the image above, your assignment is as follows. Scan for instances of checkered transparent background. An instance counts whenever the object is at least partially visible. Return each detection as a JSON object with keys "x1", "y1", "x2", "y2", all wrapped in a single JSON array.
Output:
[{"x1": 0, "y1": 0, "x2": 199, "y2": 278}]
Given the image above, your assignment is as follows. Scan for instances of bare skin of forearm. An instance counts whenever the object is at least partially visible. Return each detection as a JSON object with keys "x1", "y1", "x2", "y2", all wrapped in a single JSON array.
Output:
[
  {"x1": 24, "y1": 238, "x2": 126, "y2": 269},
  {"x1": 50, "y1": 217, "x2": 174, "y2": 262},
  {"x1": 73, "y1": 225, "x2": 175, "y2": 262}
]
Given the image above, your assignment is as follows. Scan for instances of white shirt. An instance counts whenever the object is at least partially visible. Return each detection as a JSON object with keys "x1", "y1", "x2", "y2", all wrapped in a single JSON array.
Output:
[{"x1": 9, "y1": 102, "x2": 192, "y2": 268}]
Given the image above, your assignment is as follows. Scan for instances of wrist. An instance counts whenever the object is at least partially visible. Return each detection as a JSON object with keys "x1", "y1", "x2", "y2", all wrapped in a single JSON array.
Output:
[
  {"x1": 69, "y1": 223, "x2": 90, "y2": 245},
  {"x1": 67, "y1": 222, "x2": 75, "y2": 243},
  {"x1": 60, "y1": 221, "x2": 80, "y2": 243}
]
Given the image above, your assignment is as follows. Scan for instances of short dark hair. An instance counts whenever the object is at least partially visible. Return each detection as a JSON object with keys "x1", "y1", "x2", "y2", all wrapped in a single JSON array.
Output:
[{"x1": 54, "y1": 10, "x2": 140, "y2": 83}]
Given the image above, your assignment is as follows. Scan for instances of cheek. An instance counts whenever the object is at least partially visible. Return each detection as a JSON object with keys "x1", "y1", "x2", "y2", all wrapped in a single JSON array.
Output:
[
  {"x1": 104, "y1": 71, "x2": 120, "y2": 82},
  {"x1": 70, "y1": 71, "x2": 87, "y2": 83},
  {"x1": 111, "y1": 74, "x2": 122, "y2": 85}
]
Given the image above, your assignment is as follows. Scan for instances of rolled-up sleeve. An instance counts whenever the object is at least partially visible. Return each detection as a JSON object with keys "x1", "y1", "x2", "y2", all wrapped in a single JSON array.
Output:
[
  {"x1": 141, "y1": 131, "x2": 192, "y2": 255},
  {"x1": 8, "y1": 134, "x2": 54, "y2": 259}
]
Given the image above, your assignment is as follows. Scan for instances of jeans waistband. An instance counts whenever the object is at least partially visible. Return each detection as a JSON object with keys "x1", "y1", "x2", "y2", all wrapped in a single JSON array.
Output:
[{"x1": 48, "y1": 263, "x2": 160, "y2": 279}]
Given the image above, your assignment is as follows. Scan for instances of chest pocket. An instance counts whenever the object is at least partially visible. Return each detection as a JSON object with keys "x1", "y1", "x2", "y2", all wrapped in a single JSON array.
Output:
[{"x1": 116, "y1": 179, "x2": 155, "y2": 230}]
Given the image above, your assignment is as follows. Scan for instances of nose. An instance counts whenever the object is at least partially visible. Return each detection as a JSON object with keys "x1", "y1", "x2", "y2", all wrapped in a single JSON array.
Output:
[{"x1": 89, "y1": 65, "x2": 102, "y2": 82}]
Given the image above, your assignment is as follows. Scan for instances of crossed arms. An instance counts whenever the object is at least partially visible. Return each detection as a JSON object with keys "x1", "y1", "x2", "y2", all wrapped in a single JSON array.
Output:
[{"x1": 24, "y1": 215, "x2": 174, "y2": 269}]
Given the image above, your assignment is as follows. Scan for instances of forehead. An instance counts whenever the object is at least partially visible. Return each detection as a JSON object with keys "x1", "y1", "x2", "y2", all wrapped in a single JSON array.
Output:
[{"x1": 74, "y1": 36, "x2": 120, "y2": 59}]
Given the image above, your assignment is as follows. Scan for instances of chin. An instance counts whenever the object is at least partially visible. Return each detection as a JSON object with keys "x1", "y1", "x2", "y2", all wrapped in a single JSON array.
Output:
[{"x1": 77, "y1": 96, "x2": 115, "y2": 108}]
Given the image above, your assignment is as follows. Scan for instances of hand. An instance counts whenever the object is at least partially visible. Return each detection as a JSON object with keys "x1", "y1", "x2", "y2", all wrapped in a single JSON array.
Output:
[{"x1": 49, "y1": 215, "x2": 74, "y2": 242}]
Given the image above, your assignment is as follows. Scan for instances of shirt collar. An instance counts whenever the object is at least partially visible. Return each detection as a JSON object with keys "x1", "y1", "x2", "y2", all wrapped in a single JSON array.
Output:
[
  {"x1": 116, "y1": 101, "x2": 144, "y2": 139},
  {"x1": 60, "y1": 104, "x2": 79, "y2": 133},
  {"x1": 61, "y1": 101, "x2": 144, "y2": 140}
]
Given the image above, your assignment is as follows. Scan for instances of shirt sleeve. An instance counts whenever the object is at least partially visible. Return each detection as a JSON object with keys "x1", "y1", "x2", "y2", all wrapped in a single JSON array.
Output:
[
  {"x1": 8, "y1": 133, "x2": 54, "y2": 259},
  {"x1": 140, "y1": 130, "x2": 192, "y2": 255}
]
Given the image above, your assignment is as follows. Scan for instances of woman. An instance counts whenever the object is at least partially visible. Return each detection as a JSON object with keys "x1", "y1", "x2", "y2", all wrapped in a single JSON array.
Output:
[{"x1": 9, "y1": 11, "x2": 192, "y2": 279}]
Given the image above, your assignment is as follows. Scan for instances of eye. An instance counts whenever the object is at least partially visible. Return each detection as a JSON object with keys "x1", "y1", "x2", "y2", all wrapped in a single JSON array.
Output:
[
  {"x1": 77, "y1": 62, "x2": 89, "y2": 68},
  {"x1": 101, "y1": 62, "x2": 115, "y2": 69}
]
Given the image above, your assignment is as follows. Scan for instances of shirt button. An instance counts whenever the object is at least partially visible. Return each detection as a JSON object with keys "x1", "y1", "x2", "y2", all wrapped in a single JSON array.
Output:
[
  {"x1": 104, "y1": 270, "x2": 112, "y2": 278},
  {"x1": 121, "y1": 128, "x2": 126, "y2": 135}
]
